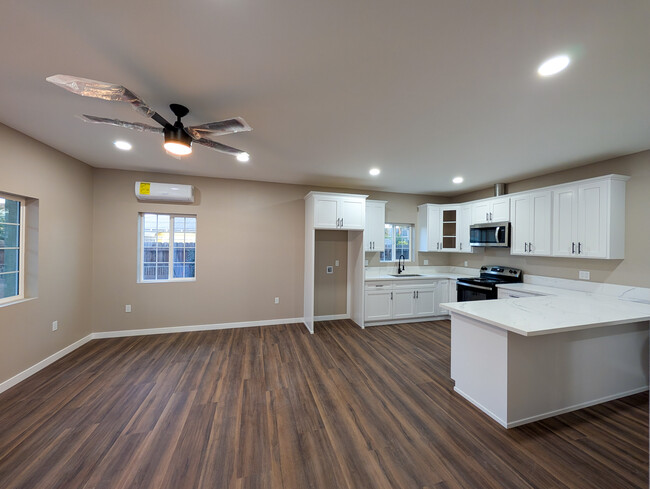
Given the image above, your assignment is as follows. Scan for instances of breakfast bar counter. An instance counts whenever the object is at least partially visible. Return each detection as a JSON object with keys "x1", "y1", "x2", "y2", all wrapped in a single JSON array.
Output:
[{"x1": 440, "y1": 295, "x2": 650, "y2": 428}]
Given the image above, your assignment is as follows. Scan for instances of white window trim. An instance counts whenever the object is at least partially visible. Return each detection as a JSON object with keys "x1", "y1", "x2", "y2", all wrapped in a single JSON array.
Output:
[
  {"x1": 138, "y1": 213, "x2": 197, "y2": 283},
  {"x1": 380, "y1": 223, "x2": 414, "y2": 263},
  {"x1": 0, "y1": 193, "x2": 26, "y2": 305}
]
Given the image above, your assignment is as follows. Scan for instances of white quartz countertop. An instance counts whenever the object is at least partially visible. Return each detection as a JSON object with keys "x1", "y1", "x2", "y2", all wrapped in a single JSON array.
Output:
[{"x1": 441, "y1": 295, "x2": 650, "y2": 336}]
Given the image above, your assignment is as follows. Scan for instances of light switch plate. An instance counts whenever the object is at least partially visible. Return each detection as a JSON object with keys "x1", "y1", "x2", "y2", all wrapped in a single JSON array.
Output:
[
  {"x1": 335, "y1": 260, "x2": 340, "y2": 267},
  {"x1": 125, "y1": 304, "x2": 131, "y2": 313},
  {"x1": 579, "y1": 271, "x2": 590, "y2": 280},
  {"x1": 52, "y1": 320, "x2": 58, "y2": 331}
]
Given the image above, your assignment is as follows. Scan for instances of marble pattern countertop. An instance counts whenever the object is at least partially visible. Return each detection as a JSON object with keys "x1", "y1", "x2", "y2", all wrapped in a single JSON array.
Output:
[
  {"x1": 365, "y1": 266, "x2": 477, "y2": 282},
  {"x1": 442, "y1": 293, "x2": 650, "y2": 337}
]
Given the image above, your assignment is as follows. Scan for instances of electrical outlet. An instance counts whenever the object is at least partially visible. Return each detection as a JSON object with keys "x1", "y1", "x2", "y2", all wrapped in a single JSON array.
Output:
[
  {"x1": 423, "y1": 259, "x2": 429, "y2": 265},
  {"x1": 335, "y1": 260, "x2": 340, "y2": 267},
  {"x1": 125, "y1": 304, "x2": 131, "y2": 313},
  {"x1": 464, "y1": 261, "x2": 468, "y2": 267},
  {"x1": 579, "y1": 271, "x2": 590, "y2": 280},
  {"x1": 52, "y1": 320, "x2": 58, "y2": 332},
  {"x1": 274, "y1": 297, "x2": 280, "y2": 304}
]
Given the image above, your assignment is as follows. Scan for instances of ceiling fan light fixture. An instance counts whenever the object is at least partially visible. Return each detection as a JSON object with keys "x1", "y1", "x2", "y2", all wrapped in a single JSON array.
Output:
[{"x1": 163, "y1": 126, "x2": 192, "y2": 156}]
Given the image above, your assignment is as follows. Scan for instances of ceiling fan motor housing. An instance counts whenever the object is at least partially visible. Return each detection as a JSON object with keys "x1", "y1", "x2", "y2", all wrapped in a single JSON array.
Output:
[{"x1": 164, "y1": 125, "x2": 192, "y2": 148}]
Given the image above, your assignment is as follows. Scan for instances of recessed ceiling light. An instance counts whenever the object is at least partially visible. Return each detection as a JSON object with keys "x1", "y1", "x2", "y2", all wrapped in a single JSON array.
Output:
[
  {"x1": 369, "y1": 168, "x2": 381, "y2": 176},
  {"x1": 537, "y1": 55, "x2": 571, "y2": 77},
  {"x1": 452, "y1": 176, "x2": 464, "y2": 184},
  {"x1": 236, "y1": 152, "x2": 250, "y2": 163},
  {"x1": 114, "y1": 140, "x2": 132, "y2": 151}
]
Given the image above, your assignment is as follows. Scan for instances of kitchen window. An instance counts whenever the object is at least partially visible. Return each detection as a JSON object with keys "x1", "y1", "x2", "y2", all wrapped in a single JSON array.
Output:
[
  {"x1": 139, "y1": 213, "x2": 196, "y2": 282},
  {"x1": 380, "y1": 223, "x2": 413, "y2": 262},
  {"x1": 0, "y1": 194, "x2": 25, "y2": 304}
]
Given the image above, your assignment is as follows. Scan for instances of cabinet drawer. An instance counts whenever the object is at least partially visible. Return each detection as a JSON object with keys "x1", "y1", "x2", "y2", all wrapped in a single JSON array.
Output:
[
  {"x1": 365, "y1": 281, "x2": 392, "y2": 289},
  {"x1": 392, "y1": 279, "x2": 435, "y2": 288}
]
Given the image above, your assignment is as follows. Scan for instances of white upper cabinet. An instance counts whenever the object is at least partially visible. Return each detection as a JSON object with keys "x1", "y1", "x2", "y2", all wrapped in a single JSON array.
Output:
[
  {"x1": 471, "y1": 196, "x2": 510, "y2": 224},
  {"x1": 307, "y1": 192, "x2": 367, "y2": 230},
  {"x1": 458, "y1": 204, "x2": 473, "y2": 253},
  {"x1": 510, "y1": 191, "x2": 552, "y2": 256},
  {"x1": 417, "y1": 204, "x2": 442, "y2": 252},
  {"x1": 418, "y1": 204, "x2": 472, "y2": 253},
  {"x1": 365, "y1": 200, "x2": 386, "y2": 252},
  {"x1": 551, "y1": 176, "x2": 628, "y2": 259}
]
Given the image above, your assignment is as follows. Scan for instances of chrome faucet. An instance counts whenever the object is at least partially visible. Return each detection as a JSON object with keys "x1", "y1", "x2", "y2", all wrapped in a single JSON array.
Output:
[{"x1": 397, "y1": 254, "x2": 405, "y2": 274}]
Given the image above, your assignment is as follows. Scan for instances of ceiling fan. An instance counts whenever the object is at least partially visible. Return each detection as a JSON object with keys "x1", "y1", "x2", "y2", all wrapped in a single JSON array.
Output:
[{"x1": 46, "y1": 74, "x2": 251, "y2": 160}]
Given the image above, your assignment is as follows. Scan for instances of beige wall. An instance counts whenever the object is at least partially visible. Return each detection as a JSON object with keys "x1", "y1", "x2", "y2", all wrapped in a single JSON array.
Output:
[
  {"x1": 92, "y1": 170, "x2": 308, "y2": 332},
  {"x1": 448, "y1": 150, "x2": 650, "y2": 287},
  {"x1": 363, "y1": 191, "x2": 449, "y2": 268},
  {"x1": 314, "y1": 231, "x2": 348, "y2": 316},
  {"x1": 0, "y1": 124, "x2": 93, "y2": 384}
]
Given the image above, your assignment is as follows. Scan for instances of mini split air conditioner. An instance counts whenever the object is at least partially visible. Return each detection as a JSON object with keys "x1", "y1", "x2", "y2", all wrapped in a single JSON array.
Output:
[{"x1": 135, "y1": 182, "x2": 194, "y2": 203}]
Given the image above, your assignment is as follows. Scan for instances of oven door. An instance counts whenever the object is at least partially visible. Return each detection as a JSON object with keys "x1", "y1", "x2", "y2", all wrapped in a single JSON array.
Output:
[{"x1": 456, "y1": 281, "x2": 497, "y2": 301}]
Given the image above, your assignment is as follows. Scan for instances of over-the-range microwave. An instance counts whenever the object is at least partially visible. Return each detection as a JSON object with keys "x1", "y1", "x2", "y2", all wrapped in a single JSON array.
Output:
[{"x1": 469, "y1": 221, "x2": 510, "y2": 248}]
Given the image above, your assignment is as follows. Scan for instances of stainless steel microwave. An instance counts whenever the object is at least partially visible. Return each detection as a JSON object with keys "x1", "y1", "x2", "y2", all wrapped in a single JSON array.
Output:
[{"x1": 469, "y1": 221, "x2": 510, "y2": 247}]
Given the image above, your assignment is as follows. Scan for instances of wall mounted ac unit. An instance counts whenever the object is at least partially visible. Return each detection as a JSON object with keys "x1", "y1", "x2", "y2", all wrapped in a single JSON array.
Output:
[{"x1": 135, "y1": 182, "x2": 194, "y2": 203}]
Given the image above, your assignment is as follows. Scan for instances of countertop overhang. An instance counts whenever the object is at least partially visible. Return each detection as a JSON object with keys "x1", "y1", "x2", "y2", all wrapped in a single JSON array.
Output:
[{"x1": 441, "y1": 294, "x2": 650, "y2": 336}]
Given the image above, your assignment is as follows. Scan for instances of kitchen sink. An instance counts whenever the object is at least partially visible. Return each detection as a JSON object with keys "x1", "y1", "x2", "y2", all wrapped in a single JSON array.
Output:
[{"x1": 388, "y1": 273, "x2": 423, "y2": 277}]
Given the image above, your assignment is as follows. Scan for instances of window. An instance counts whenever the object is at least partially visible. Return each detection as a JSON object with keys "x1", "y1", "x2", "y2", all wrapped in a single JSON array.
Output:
[
  {"x1": 140, "y1": 213, "x2": 196, "y2": 282},
  {"x1": 0, "y1": 194, "x2": 25, "y2": 304},
  {"x1": 380, "y1": 223, "x2": 413, "y2": 262}
]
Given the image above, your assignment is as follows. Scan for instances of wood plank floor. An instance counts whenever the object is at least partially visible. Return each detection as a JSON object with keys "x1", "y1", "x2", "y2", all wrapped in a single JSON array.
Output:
[{"x1": 0, "y1": 320, "x2": 647, "y2": 489}]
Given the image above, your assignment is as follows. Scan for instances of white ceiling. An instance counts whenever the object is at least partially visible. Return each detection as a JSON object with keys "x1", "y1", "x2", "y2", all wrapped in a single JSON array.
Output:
[{"x1": 2, "y1": 0, "x2": 649, "y2": 195}]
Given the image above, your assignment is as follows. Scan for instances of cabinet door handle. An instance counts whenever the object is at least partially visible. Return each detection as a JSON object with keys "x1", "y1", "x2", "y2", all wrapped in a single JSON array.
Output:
[
  {"x1": 416, "y1": 291, "x2": 419, "y2": 299},
  {"x1": 524, "y1": 242, "x2": 528, "y2": 252},
  {"x1": 486, "y1": 212, "x2": 489, "y2": 221},
  {"x1": 390, "y1": 292, "x2": 393, "y2": 300},
  {"x1": 460, "y1": 243, "x2": 462, "y2": 251},
  {"x1": 578, "y1": 242, "x2": 582, "y2": 254},
  {"x1": 341, "y1": 218, "x2": 343, "y2": 227},
  {"x1": 529, "y1": 242, "x2": 532, "y2": 253},
  {"x1": 413, "y1": 291, "x2": 416, "y2": 299},
  {"x1": 572, "y1": 242, "x2": 575, "y2": 254}
]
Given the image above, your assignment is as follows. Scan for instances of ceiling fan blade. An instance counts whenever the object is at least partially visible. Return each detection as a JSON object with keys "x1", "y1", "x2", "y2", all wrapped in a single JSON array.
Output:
[
  {"x1": 195, "y1": 137, "x2": 246, "y2": 156},
  {"x1": 80, "y1": 114, "x2": 163, "y2": 133},
  {"x1": 185, "y1": 117, "x2": 252, "y2": 140},
  {"x1": 46, "y1": 74, "x2": 171, "y2": 127}
]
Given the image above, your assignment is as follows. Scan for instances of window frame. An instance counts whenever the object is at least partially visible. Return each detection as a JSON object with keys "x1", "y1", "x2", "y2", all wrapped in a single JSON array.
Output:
[
  {"x1": 0, "y1": 193, "x2": 26, "y2": 305},
  {"x1": 138, "y1": 212, "x2": 197, "y2": 283},
  {"x1": 380, "y1": 222, "x2": 414, "y2": 263}
]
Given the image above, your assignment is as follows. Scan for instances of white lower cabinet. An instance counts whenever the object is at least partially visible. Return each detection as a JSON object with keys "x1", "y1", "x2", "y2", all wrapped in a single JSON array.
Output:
[
  {"x1": 414, "y1": 287, "x2": 436, "y2": 316},
  {"x1": 393, "y1": 288, "x2": 417, "y2": 319},
  {"x1": 364, "y1": 288, "x2": 393, "y2": 321},
  {"x1": 365, "y1": 279, "x2": 449, "y2": 323}
]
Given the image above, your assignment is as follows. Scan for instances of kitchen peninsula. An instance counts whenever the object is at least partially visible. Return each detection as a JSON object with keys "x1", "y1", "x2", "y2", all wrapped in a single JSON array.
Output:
[{"x1": 441, "y1": 290, "x2": 650, "y2": 428}]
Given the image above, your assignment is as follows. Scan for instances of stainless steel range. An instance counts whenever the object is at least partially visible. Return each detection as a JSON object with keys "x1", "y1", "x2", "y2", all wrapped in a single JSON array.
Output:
[{"x1": 456, "y1": 265, "x2": 522, "y2": 302}]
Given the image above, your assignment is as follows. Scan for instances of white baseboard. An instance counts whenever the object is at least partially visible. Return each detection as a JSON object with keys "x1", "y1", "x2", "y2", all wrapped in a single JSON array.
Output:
[
  {"x1": 0, "y1": 317, "x2": 304, "y2": 394},
  {"x1": 365, "y1": 315, "x2": 449, "y2": 327},
  {"x1": 314, "y1": 314, "x2": 350, "y2": 321},
  {"x1": 92, "y1": 317, "x2": 305, "y2": 339},
  {"x1": 0, "y1": 334, "x2": 94, "y2": 395},
  {"x1": 454, "y1": 385, "x2": 650, "y2": 429},
  {"x1": 454, "y1": 386, "x2": 507, "y2": 428},
  {"x1": 505, "y1": 386, "x2": 650, "y2": 428}
]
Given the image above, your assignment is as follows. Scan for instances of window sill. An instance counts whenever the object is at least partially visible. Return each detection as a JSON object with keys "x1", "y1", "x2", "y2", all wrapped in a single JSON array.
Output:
[
  {"x1": 137, "y1": 279, "x2": 197, "y2": 284},
  {"x1": 0, "y1": 297, "x2": 37, "y2": 309}
]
